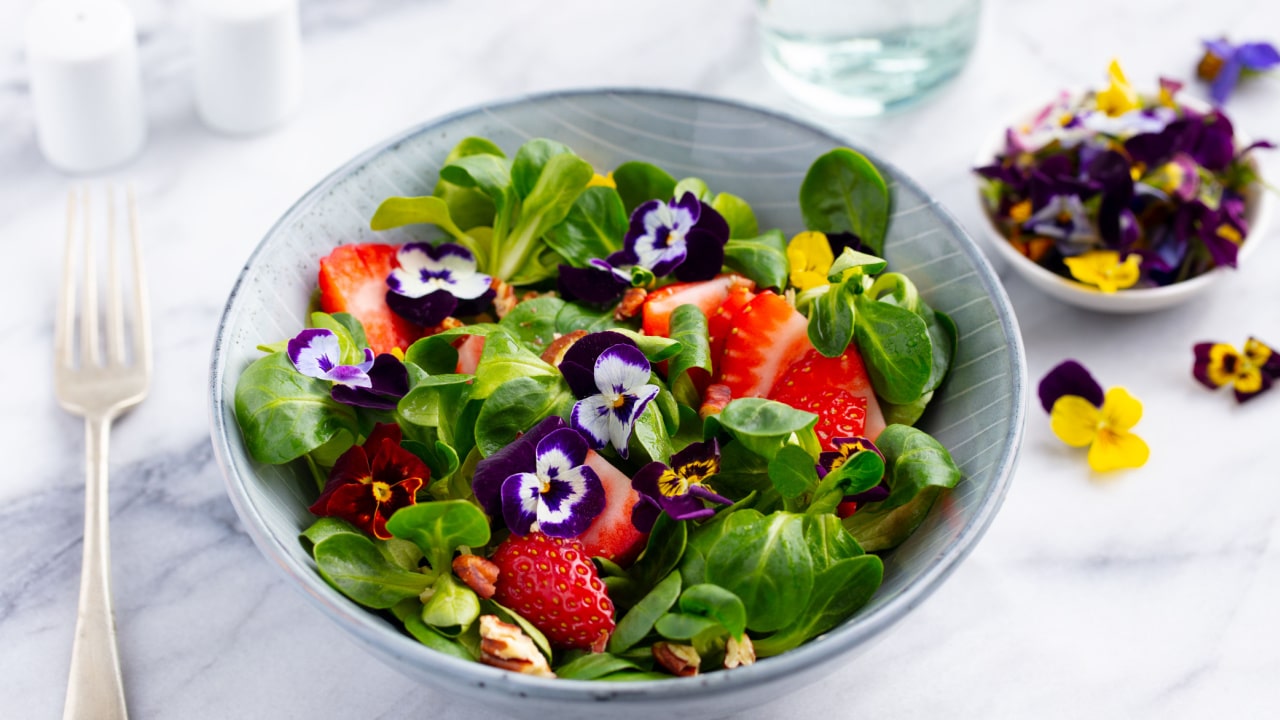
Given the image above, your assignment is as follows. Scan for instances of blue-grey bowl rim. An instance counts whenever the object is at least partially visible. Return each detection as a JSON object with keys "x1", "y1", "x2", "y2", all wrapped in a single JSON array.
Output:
[{"x1": 208, "y1": 87, "x2": 1026, "y2": 701}]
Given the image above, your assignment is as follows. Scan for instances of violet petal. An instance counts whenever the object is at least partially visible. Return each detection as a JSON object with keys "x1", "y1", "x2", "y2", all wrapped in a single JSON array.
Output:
[
  {"x1": 472, "y1": 416, "x2": 567, "y2": 520},
  {"x1": 1038, "y1": 360, "x2": 1105, "y2": 412},
  {"x1": 557, "y1": 264, "x2": 628, "y2": 305},
  {"x1": 385, "y1": 289, "x2": 456, "y2": 327}
]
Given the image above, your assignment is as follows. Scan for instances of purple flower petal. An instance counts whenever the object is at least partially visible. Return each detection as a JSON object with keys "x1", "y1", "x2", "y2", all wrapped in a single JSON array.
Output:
[
  {"x1": 1038, "y1": 360, "x2": 1105, "y2": 413},
  {"x1": 672, "y1": 228, "x2": 726, "y2": 282},
  {"x1": 1210, "y1": 57, "x2": 1242, "y2": 105},
  {"x1": 670, "y1": 438, "x2": 720, "y2": 474},
  {"x1": 845, "y1": 482, "x2": 890, "y2": 506},
  {"x1": 560, "y1": 332, "x2": 639, "y2": 399},
  {"x1": 288, "y1": 328, "x2": 341, "y2": 376},
  {"x1": 686, "y1": 484, "x2": 732, "y2": 507},
  {"x1": 1236, "y1": 42, "x2": 1280, "y2": 71},
  {"x1": 385, "y1": 288, "x2": 457, "y2": 327},
  {"x1": 500, "y1": 428, "x2": 605, "y2": 538},
  {"x1": 536, "y1": 463, "x2": 604, "y2": 538},
  {"x1": 453, "y1": 287, "x2": 496, "y2": 318},
  {"x1": 501, "y1": 472, "x2": 543, "y2": 536},
  {"x1": 331, "y1": 354, "x2": 409, "y2": 409},
  {"x1": 472, "y1": 416, "x2": 567, "y2": 520},
  {"x1": 536, "y1": 427, "x2": 590, "y2": 475},
  {"x1": 593, "y1": 344, "x2": 652, "y2": 397},
  {"x1": 630, "y1": 495, "x2": 662, "y2": 533},
  {"x1": 557, "y1": 264, "x2": 628, "y2": 305},
  {"x1": 1194, "y1": 113, "x2": 1236, "y2": 171},
  {"x1": 660, "y1": 493, "x2": 718, "y2": 522},
  {"x1": 622, "y1": 194, "x2": 702, "y2": 278},
  {"x1": 571, "y1": 395, "x2": 613, "y2": 450},
  {"x1": 1192, "y1": 342, "x2": 1222, "y2": 390},
  {"x1": 818, "y1": 436, "x2": 884, "y2": 475},
  {"x1": 389, "y1": 242, "x2": 491, "y2": 300}
]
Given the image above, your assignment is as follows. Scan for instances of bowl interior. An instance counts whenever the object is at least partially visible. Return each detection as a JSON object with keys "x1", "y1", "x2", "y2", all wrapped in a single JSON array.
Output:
[{"x1": 210, "y1": 89, "x2": 1026, "y2": 712}]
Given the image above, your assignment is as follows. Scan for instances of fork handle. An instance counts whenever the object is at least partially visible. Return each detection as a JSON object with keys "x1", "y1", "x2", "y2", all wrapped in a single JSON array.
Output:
[{"x1": 64, "y1": 416, "x2": 128, "y2": 720}]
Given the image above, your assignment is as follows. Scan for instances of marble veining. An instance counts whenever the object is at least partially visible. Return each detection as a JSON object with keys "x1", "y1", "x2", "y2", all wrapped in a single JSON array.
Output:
[{"x1": 2, "y1": 0, "x2": 1278, "y2": 718}]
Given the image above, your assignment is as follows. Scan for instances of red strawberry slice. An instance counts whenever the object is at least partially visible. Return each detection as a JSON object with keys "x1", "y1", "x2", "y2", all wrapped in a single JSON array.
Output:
[
  {"x1": 490, "y1": 533, "x2": 616, "y2": 652},
  {"x1": 769, "y1": 345, "x2": 887, "y2": 447},
  {"x1": 641, "y1": 273, "x2": 754, "y2": 338},
  {"x1": 455, "y1": 334, "x2": 486, "y2": 375},
  {"x1": 706, "y1": 284, "x2": 756, "y2": 367},
  {"x1": 576, "y1": 451, "x2": 648, "y2": 566},
  {"x1": 715, "y1": 291, "x2": 812, "y2": 399},
  {"x1": 318, "y1": 244, "x2": 422, "y2": 355}
]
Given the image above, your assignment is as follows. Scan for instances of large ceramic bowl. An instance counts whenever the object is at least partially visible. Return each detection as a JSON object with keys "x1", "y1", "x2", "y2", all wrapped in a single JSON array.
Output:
[{"x1": 209, "y1": 89, "x2": 1026, "y2": 719}]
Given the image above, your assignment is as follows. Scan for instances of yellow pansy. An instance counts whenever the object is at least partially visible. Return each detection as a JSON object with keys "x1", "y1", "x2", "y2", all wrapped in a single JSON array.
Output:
[
  {"x1": 1096, "y1": 59, "x2": 1140, "y2": 117},
  {"x1": 786, "y1": 231, "x2": 835, "y2": 291},
  {"x1": 587, "y1": 172, "x2": 616, "y2": 189},
  {"x1": 1051, "y1": 388, "x2": 1150, "y2": 473},
  {"x1": 1063, "y1": 250, "x2": 1142, "y2": 293}
]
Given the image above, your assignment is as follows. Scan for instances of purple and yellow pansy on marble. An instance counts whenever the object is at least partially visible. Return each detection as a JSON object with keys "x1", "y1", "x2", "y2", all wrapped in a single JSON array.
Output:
[
  {"x1": 499, "y1": 427, "x2": 605, "y2": 538},
  {"x1": 385, "y1": 242, "x2": 493, "y2": 326},
  {"x1": 288, "y1": 328, "x2": 375, "y2": 387},
  {"x1": 559, "y1": 332, "x2": 659, "y2": 460},
  {"x1": 631, "y1": 439, "x2": 729, "y2": 530},
  {"x1": 1039, "y1": 360, "x2": 1148, "y2": 473},
  {"x1": 1193, "y1": 337, "x2": 1280, "y2": 402}
]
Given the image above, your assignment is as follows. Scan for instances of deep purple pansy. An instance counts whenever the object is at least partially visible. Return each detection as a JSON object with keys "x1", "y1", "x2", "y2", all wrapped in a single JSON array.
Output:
[
  {"x1": 1193, "y1": 337, "x2": 1280, "y2": 403},
  {"x1": 288, "y1": 328, "x2": 375, "y2": 387},
  {"x1": 1038, "y1": 360, "x2": 1105, "y2": 412},
  {"x1": 1200, "y1": 38, "x2": 1280, "y2": 105},
  {"x1": 499, "y1": 427, "x2": 605, "y2": 538},
  {"x1": 631, "y1": 439, "x2": 729, "y2": 530},
  {"x1": 565, "y1": 341, "x2": 659, "y2": 459},
  {"x1": 385, "y1": 242, "x2": 493, "y2": 327},
  {"x1": 472, "y1": 416, "x2": 567, "y2": 521},
  {"x1": 817, "y1": 436, "x2": 890, "y2": 507},
  {"x1": 331, "y1": 353, "x2": 410, "y2": 410}
]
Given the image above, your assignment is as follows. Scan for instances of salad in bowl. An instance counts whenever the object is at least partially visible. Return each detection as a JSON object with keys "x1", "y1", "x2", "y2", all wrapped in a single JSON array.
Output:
[{"x1": 231, "y1": 134, "x2": 964, "y2": 680}]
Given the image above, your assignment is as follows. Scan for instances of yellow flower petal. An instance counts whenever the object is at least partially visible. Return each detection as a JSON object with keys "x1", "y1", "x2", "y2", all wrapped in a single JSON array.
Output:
[
  {"x1": 787, "y1": 231, "x2": 835, "y2": 289},
  {"x1": 1063, "y1": 251, "x2": 1141, "y2": 293},
  {"x1": 587, "y1": 172, "x2": 616, "y2": 189},
  {"x1": 1096, "y1": 59, "x2": 1140, "y2": 117},
  {"x1": 1088, "y1": 428, "x2": 1149, "y2": 472},
  {"x1": 1050, "y1": 396, "x2": 1101, "y2": 447},
  {"x1": 1206, "y1": 343, "x2": 1241, "y2": 387},
  {"x1": 1100, "y1": 387, "x2": 1143, "y2": 432},
  {"x1": 790, "y1": 270, "x2": 830, "y2": 292}
]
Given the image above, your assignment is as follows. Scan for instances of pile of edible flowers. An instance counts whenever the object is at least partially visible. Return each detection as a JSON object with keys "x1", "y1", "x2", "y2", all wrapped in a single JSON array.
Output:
[{"x1": 976, "y1": 60, "x2": 1272, "y2": 292}]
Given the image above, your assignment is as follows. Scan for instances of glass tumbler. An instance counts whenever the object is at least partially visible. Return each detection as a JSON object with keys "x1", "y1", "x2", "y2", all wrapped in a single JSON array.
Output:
[{"x1": 758, "y1": 0, "x2": 982, "y2": 116}]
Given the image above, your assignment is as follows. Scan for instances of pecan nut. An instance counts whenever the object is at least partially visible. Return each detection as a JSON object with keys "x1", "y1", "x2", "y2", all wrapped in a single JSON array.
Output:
[
  {"x1": 614, "y1": 287, "x2": 647, "y2": 321},
  {"x1": 539, "y1": 329, "x2": 588, "y2": 366},
  {"x1": 478, "y1": 615, "x2": 555, "y2": 677},
  {"x1": 653, "y1": 641, "x2": 701, "y2": 677},
  {"x1": 452, "y1": 554, "x2": 499, "y2": 599},
  {"x1": 724, "y1": 634, "x2": 756, "y2": 669},
  {"x1": 492, "y1": 278, "x2": 518, "y2": 319}
]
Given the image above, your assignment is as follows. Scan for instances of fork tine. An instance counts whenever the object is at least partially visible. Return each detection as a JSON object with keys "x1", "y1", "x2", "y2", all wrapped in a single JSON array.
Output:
[
  {"x1": 56, "y1": 188, "x2": 78, "y2": 368},
  {"x1": 127, "y1": 185, "x2": 151, "y2": 370},
  {"x1": 105, "y1": 184, "x2": 126, "y2": 366},
  {"x1": 81, "y1": 187, "x2": 102, "y2": 367}
]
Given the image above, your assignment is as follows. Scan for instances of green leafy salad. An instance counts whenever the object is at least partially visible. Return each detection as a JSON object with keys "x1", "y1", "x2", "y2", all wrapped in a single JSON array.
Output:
[{"x1": 233, "y1": 136, "x2": 963, "y2": 680}]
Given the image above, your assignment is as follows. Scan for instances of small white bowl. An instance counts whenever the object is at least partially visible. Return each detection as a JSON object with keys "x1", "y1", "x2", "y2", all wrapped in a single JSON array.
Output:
[{"x1": 973, "y1": 95, "x2": 1272, "y2": 314}]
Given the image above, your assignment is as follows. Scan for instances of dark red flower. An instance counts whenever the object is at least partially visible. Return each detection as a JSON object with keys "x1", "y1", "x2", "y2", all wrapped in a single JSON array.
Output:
[{"x1": 309, "y1": 423, "x2": 429, "y2": 539}]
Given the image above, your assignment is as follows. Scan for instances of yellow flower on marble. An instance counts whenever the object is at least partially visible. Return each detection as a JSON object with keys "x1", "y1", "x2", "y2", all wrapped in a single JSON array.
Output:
[
  {"x1": 586, "y1": 172, "x2": 616, "y2": 189},
  {"x1": 1096, "y1": 59, "x2": 1141, "y2": 117},
  {"x1": 786, "y1": 231, "x2": 835, "y2": 291},
  {"x1": 1063, "y1": 250, "x2": 1142, "y2": 293},
  {"x1": 1051, "y1": 387, "x2": 1150, "y2": 472}
]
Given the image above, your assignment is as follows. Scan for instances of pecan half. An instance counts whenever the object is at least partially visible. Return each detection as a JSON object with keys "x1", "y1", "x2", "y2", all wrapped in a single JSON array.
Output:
[
  {"x1": 699, "y1": 383, "x2": 732, "y2": 419},
  {"x1": 478, "y1": 615, "x2": 555, "y2": 677},
  {"x1": 653, "y1": 641, "x2": 701, "y2": 677},
  {"x1": 424, "y1": 316, "x2": 464, "y2": 335},
  {"x1": 724, "y1": 634, "x2": 756, "y2": 669},
  {"x1": 492, "y1": 278, "x2": 518, "y2": 319},
  {"x1": 614, "y1": 287, "x2": 647, "y2": 321},
  {"x1": 452, "y1": 554, "x2": 499, "y2": 599},
  {"x1": 540, "y1": 329, "x2": 588, "y2": 366}
]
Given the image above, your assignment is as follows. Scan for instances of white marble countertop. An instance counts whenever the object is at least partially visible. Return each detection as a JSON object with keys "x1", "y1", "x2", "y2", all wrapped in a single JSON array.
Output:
[{"x1": 3, "y1": 0, "x2": 1279, "y2": 717}]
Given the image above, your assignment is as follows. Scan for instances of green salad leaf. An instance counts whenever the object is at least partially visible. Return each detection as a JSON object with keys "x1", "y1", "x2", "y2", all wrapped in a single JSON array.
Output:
[
  {"x1": 722, "y1": 229, "x2": 788, "y2": 291},
  {"x1": 234, "y1": 352, "x2": 358, "y2": 465},
  {"x1": 799, "y1": 148, "x2": 891, "y2": 255},
  {"x1": 612, "y1": 161, "x2": 677, "y2": 213}
]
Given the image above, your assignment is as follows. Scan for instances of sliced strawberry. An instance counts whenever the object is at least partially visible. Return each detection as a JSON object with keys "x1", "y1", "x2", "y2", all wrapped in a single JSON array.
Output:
[
  {"x1": 576, "y1": 451, "x2": 648, "y2": 566},
  {"x1": 455, "y1": 334, "x2": 486, "y2": 375},
  {"x1": 707, "y1": 284, "x2": 756, "y2": 367},
  {"x1": 715, "y1": 291, "x2": 811, "y2": 399},
  {"x1": 318, "y1": 244, "x2": 422, "y2": 355},
  {"x1": 641, "y1": 273, "x2": 754, "y2": 338},
  {"x1": 769, "y1": 345, "x2": 887, "y2": 447},
  {"x1": 490, "y1": 533, "x2": 616, "y2": 651}
]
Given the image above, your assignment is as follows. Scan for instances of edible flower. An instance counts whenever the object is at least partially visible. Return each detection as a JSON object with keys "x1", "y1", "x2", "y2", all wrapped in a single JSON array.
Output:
[
  {"x1": 1023, "y1": 194, "x2": 1099, "y2": 256},
  {"x1": 1095, "y1": 60, "x2": 1140, "y2": 117},
  {"x1": 1039, "y1": 361, "x2": 1149, "y2": 473},
  {"x1": 786, "y1": 231, "x2": 835, "y2": 290},
  {"x1": 309, "y1": 423, "x2": 428, "y2": 539},
  {"x1": 631, "y1": 439, "x2": 730, "y2": 530},
  {"x1": 587, "y1": 172, "x2": 616, "y2": 189},
  {"x1": 562, "y1": 334, "x2": 660, "y2": 460},
  {"x1": 1063, "y1": 250, "x2": 1142, "y2": 293},
  {"x1": 1193, "y1": 337, "x2": 1280, "y2": 402},
  {"x1": 500, "y1": 427, "x2": 605, "y2": 538},
  {"x1": 1198, "y1": 38, "x2": 1280, "y2": 105},
  {"x1": 472, "y1": 417, "x2": 568, "y2": 522},
  {"x1": 288, "y1": 328, "x2": 374, "y2": 387},
  {"x1": 331, "y1": 354, "x2": 410, "y2": 410},
  {"x1": 385, "y1": 242, "x2": 494, "y2": 327},
  {"x1": 818, "y1": 436, "x2": 889, "y2": 513}
]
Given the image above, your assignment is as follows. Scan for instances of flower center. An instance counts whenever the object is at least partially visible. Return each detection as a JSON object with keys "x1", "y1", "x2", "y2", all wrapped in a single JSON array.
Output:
[
  {"x1": 371, "y1": 481, "x2": 393, "y2": 503},
  {"x1": 611, "y1": 394, "x2": 628, "y2": 409}
]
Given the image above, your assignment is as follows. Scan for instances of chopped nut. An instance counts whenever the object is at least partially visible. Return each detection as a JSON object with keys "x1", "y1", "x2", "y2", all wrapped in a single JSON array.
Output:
[
  {"x1": 478, "y1": 615, "x2": 555, "y2": 678},
  {"x1": 724, "y1": 634, "x2": 756, "y2": 669},
  {"x1": 614, "y1": 287, "x2": 647, "y2": 321},
  {"x1": 423, "y1": 316, "x2": 464, "y2": 335},
  {"x1": 540, "y1": 329, "x2": 588, "y2": 366},
  {"x1": 699, "y1": 383, "x2": 732, "y2": 419},
  {"x1": 653, "y1": 641, "x2": 701, "y2": 677},
  {"x1": 452, "y1": 554, "x2": 499, "y2": 599},
  {"x1": 492, "y1": 278, "x2": 518, "y2": 319},
  {"x1": 520, "y1": 290, "x2": 547, "y2": 303}
]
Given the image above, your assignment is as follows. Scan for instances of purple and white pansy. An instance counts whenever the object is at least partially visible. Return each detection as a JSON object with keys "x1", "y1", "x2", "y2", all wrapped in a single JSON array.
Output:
[
  {"x1": 288, "y1": 328, "x2": 375, "y2": 387},
  {"x1": 500, "y1": 427, "x2": 605, "y2": 538},
  {"x1": 286, "y1": 328, "x2": 410, "y2": 410},
  {"x1": 559, "y1": 332, "x2": 659, "y2": 460},
  {"x1": 385, "y1": 242, "x2": 493, "y2": 327},
  {"x1": 631, "y1": 439, "x2": 730, "y2": 531}
]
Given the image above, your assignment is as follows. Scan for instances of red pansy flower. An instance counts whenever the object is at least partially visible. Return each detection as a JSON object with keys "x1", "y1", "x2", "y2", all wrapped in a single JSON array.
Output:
[{"x1": 309, "y1": 424, "x2": 429, "y2": 539}]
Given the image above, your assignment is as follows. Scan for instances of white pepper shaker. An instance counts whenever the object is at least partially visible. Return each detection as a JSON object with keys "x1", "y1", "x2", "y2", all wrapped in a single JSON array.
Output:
[
  {"x1": 24, "y1": 0, "x2": 148, "y2": 174},
  {"x1": 192, "y1": 0, "x2": 303, "y2": 135}
]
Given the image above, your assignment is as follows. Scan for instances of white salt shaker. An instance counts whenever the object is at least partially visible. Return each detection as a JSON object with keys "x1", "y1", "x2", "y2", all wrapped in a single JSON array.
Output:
[
  {"x1": 192, "y1": 0, "x2": 303, "y2": 135},
  {"x1": 24, "y1": 0, "x2": 148, "y2": 174}
]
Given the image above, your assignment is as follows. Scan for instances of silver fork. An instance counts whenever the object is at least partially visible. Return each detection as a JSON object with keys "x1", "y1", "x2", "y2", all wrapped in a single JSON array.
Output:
[{"x1": 55, "y1": 186, "x2": 151, "y2": 720}]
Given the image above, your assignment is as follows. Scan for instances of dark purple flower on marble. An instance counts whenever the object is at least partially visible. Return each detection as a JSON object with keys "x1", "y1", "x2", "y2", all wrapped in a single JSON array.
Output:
[
  {"x1": 385, "y1": 242, "x2": 493, "y2": 326},
  {"x1": 472, "y1": 416, "x2": 567, "y2": 520},
  {"x1": 568, "y1": 343, "x2": 659, "y2": 459},
  {"x1": 631, "y1": 439, "x2": 729, "y2": 529},
  {"x1": 1199, "y1": 39, "x2": 1280, "y2": 105},
  {"x1": 1038, "y1": 360, "x2": 1105, "y2": 413},
  {"x1": 500, "y1": 427, "x2": 605, "y2": 538},
  {"x1": 331, "y1": 354, "x2": 409, "y2": 410},
  {"x1": 287, "y1": 328, "x2": 375, "y2": 387}
]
